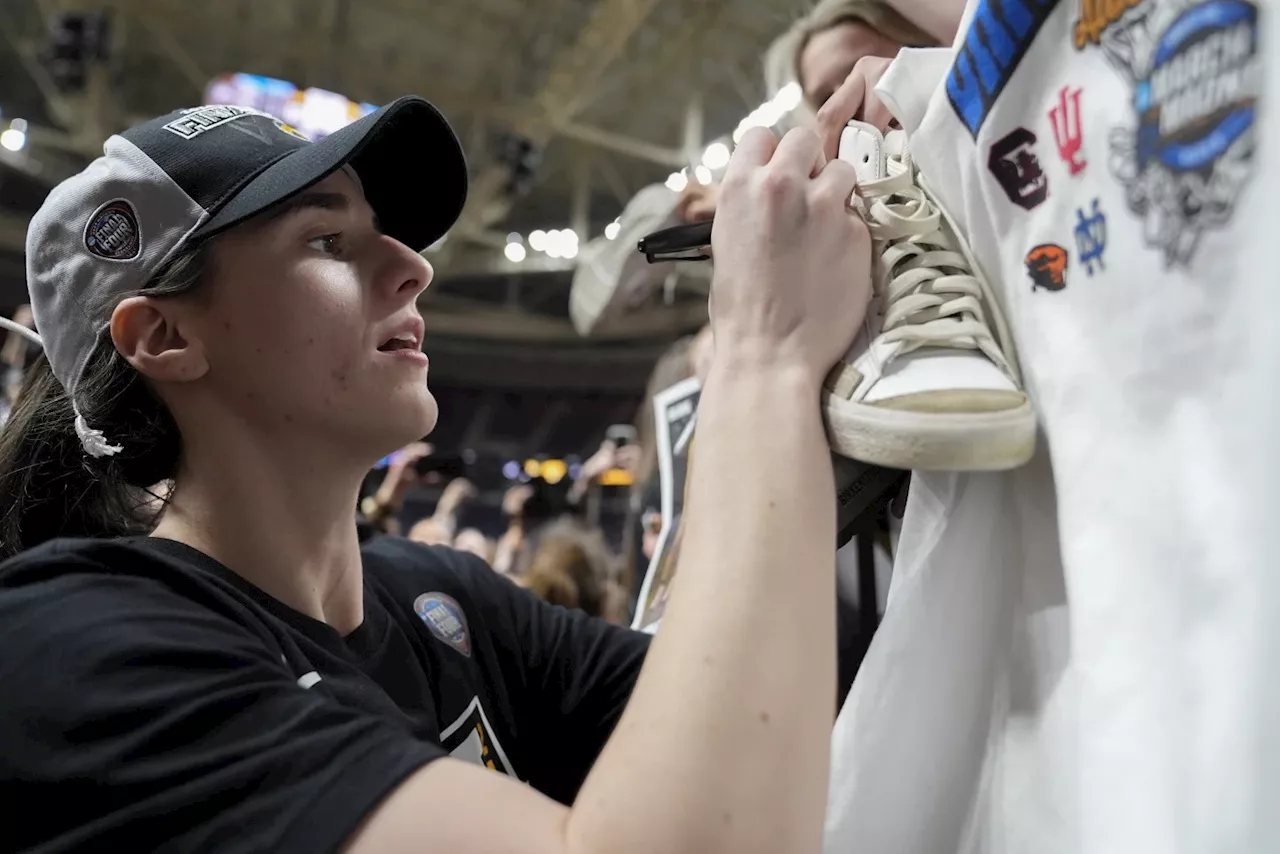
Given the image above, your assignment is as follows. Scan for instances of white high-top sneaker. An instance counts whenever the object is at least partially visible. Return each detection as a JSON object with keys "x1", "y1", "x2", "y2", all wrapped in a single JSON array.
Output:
[{"x1": 824, "y1": 121, "x2": 1036, "y2": 471}]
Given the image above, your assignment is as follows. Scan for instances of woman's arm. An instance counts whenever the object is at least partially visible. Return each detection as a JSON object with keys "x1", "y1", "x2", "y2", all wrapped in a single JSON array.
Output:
[{"x1": 348, "y1": 126, "x2": 871, "y2": 854}]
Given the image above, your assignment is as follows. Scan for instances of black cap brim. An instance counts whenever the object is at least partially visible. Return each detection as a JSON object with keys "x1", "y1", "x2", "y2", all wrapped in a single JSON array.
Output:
[{"x1": 190, "y1": 96, "x2": 467, "y2": 251}]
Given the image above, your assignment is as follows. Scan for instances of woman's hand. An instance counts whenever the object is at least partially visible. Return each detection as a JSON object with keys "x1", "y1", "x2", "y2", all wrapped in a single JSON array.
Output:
[
  {"x1": 814, "y1": 55, "x2": 897, "y2": 160},
  {"x1": 374, "y1": 441, "x2": 433, "y2": 509},
  {"x1": 676, "y1": 181, "x2": 718, "y2": 223},
  {"x1": 435, "y1": 477, "x2": 478, "y2": 518},
  {"x1": 501, "y1": 484, "x2": 534, "y2": 520},
  {"x1": 709, "y1": 125, "x2": 872, "y2": 384}
]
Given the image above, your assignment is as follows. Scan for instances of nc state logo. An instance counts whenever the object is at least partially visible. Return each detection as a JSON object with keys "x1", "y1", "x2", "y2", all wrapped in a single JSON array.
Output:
[
  {"x1": 988, "y1": 127, "x2": 1048, "y2": 210},
  {"x1": 1025, "y1": 243, "x2": 1069, "y2": 292}
]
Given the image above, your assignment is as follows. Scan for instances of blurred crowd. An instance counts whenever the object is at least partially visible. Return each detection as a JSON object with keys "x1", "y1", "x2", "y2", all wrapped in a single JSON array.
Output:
[
  {"x1": 0, "y1": 0, "x2": 909, "y2": 633},
  {"x1": 345, "y1": 322, "x2": 716, "y2": 628}
]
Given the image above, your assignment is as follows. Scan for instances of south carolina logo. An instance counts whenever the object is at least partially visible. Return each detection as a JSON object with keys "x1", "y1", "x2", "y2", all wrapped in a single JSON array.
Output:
[
  {"x1": 84, "y1": 199, "x2": 141, "y2": 261},
  {"x1": 1100, "y1": 0, "x2": 1258, "y2": 267},
  {"x1": 1025, "y1": 243, "x2": 1070, "y2": 292}
]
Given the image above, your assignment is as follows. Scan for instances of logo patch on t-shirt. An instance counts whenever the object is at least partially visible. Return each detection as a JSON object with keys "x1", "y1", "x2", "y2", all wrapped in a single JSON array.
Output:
[
  {"x1": 947, "y1": 0, "x2": 1063, "y2": 136},
  {"x1": 1074, "y1": 0, "x2": 1145, "y2": 49},
  {"x1": 1026, "y1": 243, "x2": 1070, "y2": 291},
  {"x1": 84, "y1": 199, "x2": 141, "y2": 261},
  {"x1": 1099, "y1": 0, "x2": 1258, "y2": 266},
  {"x1": 1074, "y1": 198, "x2": 1109, "y2": 274},
  {"x1": 413, "y1": 592, "x2": 471, "y2": 656},
  {"x1": 989, "y1": 127, "x2": 1050, "y2": 210},
  {"x1": 1048, "y1": 86, "x2": 1088, "y2": 175}
]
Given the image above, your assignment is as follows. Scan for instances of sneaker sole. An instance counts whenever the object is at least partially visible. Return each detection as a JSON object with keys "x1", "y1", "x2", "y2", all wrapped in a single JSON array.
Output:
[{"x1": 824, "y1": 396, "x2": 1037, "y2": 471}]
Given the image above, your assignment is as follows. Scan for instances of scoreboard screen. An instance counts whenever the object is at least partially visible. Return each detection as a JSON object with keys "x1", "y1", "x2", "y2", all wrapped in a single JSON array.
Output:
[{"x1": 203, "y1": 73, "x2": 376, "y2": 141}]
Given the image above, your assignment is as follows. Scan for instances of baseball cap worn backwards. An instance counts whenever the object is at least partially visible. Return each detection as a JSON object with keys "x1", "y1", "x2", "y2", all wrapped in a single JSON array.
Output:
[{"x1": 16, "y1": 96, "x2": 467, "y2": 458}]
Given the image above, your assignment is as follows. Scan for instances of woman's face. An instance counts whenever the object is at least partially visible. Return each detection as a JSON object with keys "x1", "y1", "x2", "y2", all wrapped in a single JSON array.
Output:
[
  {"x1": 171, "y1": 170, "x2": 438, "y2": 462},
  {"x1": 799, "y1": 21, "x2": 903, "y2": 110}
]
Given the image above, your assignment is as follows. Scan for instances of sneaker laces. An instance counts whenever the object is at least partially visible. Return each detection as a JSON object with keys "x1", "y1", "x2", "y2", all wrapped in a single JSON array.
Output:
[{"x1": 853, "y1": 144, "x2": 1014, "y2": 378}]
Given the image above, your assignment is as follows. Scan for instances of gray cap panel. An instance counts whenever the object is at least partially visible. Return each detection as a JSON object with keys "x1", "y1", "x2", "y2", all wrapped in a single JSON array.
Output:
[{"x1": 26, "y1": 135, "x2": 207, "y2": 394}]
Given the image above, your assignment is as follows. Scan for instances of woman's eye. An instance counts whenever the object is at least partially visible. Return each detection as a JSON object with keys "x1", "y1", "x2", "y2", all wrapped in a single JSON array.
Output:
[{"x1": 307, "y1": 233, "x2": 343, "y2": 256}]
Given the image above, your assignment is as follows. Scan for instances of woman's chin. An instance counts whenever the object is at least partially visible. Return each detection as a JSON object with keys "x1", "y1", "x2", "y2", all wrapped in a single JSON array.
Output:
[{"x1": 401, "y1": 391, "x2": 439, "y2": 439}]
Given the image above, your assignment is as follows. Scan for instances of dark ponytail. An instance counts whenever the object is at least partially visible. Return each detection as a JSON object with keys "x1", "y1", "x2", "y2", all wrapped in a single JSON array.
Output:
[{"x1": 0, "y1": 243, "x2": 211, "y2": 557}]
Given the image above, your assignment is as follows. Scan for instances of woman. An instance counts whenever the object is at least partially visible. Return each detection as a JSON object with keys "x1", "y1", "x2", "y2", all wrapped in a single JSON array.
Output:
[
  {"x1": 516, "y1": 517, "x2": 627, "y2": 624},
  {"x1": 789, "y1": 0, "x2": 938, "y2": 112},
  {"x1": 0, "y1": 97, "x2": 872, "y2": 852}
]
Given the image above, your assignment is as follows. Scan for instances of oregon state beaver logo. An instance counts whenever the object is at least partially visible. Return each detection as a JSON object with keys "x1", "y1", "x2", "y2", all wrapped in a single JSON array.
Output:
[{"x1": 1025, "y1": 244, "x2": 1069, "y2": 292}]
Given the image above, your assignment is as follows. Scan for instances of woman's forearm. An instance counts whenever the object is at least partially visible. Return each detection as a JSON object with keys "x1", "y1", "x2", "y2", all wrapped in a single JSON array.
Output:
[{"x1": 567, "y1": 358, "x2": 837, "y2": 854}]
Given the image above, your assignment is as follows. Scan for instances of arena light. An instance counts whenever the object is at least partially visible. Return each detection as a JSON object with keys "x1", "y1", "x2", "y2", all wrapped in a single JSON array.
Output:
[
  {"x1": 528, "y1": 229, "x2": 547, "y2": 252},
  {"x1": 701, "y1": 141, "x2": 730, "y2": 170},
  {"x1": 0, "y1": 129, "x2": 25, "y2": 152},
  {"x1": 604, "y1": 220, "x2": 621, "y2": 240},
  {"x1": 540, "y1": 458, "x2": 568, "y2": 485},
  {"x1": 203, "y1": 73, "x2": 375, "y2": 141},
  {"x1": 600, "y1": 468, "x2": 634, "y2": 487},
  {"x1": 0, "y1": 119, "x2": 27, "y2": 153},
  {"x1": 694, "y1": 165, "x2": 713, "y2": 185},
  {"x1": 543, "y1": 229, "x2": 563, "y2": 258},
  {"x1": 504, "y1": 242, "x2": 526, "y2": 263},
  {"x1": 733, "y1": 81, "x2": 803, "y2": 144},
  {"x1": 665, "y1": 169, "x2": 688, "y2": 192}
]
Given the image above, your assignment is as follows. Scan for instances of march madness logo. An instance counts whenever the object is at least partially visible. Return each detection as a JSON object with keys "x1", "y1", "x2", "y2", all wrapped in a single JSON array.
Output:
[
  {"x1": 84, "y1": 199, "x2": 141, "y2": 261},
  {"x1": 1096, "y1": 0, "x2": 1258, "y2": 266},
  {"x1": 413, "y1": 592, "x2": 472, "y2": 656}
]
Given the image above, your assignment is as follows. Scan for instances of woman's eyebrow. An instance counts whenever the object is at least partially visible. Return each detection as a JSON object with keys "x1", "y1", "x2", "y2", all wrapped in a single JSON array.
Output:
[{"x1": 262, "y1": 191, "x2": 351, "y2": 224}]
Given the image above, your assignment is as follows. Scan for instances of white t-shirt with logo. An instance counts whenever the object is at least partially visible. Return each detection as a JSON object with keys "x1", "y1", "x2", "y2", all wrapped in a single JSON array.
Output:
[{"x1": 825, "y1": 2, "x2": 1278, "y2": 852}]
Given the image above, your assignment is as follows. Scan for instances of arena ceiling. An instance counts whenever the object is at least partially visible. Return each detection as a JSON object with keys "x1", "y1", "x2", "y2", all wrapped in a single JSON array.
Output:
[{"x1": 0, "y1": 0, "x2": 808, "y2": 393}]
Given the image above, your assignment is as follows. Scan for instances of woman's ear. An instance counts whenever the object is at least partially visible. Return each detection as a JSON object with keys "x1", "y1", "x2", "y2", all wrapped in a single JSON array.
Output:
[{"x1": 109, "y1": 296, "x2": 209, "y2": 383}]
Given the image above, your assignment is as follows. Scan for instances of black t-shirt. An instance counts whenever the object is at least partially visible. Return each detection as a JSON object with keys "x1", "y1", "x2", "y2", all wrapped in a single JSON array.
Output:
[{"x1": 0, "y1": 536, "x2": 649, "y2": 853}]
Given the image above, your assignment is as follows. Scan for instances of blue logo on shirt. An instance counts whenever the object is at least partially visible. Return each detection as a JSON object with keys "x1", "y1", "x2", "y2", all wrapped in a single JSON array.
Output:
[
  {"x1": 946, "y1": 0, "x2": 1063, "y2": 137},
  {"x1": 1133, "y1": 0, "x2": 1256, "y2": 171},
  {"x1": 1101, "y1": 0, "x2": 1258, "y2": 266},
  {"x1": 413, "y1": 592, "x2": 471, "y2": 657}
]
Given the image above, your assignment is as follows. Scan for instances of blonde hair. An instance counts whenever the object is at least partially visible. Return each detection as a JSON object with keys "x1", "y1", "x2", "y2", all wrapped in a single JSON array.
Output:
[
  {"x1": 521, "y1": 519, "x2": 617, "y2": 619},
  {"x1": 789, "y1": 0, "x2": 937, "y2": 91}
]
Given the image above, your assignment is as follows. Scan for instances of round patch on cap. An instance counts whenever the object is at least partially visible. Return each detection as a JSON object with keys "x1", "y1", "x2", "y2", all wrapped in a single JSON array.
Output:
[
  {"x1": 84, "y1": 199, "x2": 141, "y2": 261},
  {"x1": 413, "y1": 592, "x2": 471, "y2": 656}
]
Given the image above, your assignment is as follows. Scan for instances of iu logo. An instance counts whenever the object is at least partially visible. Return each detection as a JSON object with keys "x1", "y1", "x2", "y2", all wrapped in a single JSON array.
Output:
[
  {"x1": 1074, "y1": 199, "x2": 1108, "y2": 276},
  {"x1": 1049, "y1": 86, "x2": 1087, "y2": 176}
]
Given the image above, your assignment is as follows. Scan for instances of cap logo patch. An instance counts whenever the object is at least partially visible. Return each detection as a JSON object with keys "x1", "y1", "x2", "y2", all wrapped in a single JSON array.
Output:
[
  {"x1": 84, "y1": 199, "x2": 141, "y2": 261},
  {"x1": 163, "y1": 104, "x2": 280, "y2": 140},
  {"x1": 274, "y1": 120, "x2": 309, "y2": 141},
  {"x1": 413, "y1": 592, "x2": 471, "y2": 656}
]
